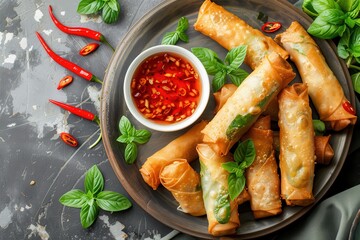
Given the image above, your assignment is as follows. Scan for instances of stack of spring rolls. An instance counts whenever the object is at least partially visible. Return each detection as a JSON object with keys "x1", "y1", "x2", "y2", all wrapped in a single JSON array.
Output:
[{"x1": 137, "y1": 0, "x2": 356, "y2": 237}]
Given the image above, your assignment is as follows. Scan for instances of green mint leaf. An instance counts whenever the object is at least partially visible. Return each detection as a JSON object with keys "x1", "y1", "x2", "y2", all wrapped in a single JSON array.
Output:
[
  {"x1": 178, "y1": 32, "x2": 189, "y2": 43},
  {"x1": 212, "y1": 70, "x2": 227, "y2": 92},
  {"x1": 96, "y1": 191, "x2": 132, "y2": 211},
  {"x1": 214, "y1": 192, "x2": 231, "y2": 224},
  {"x1": 107, "y1": 0, "x2": 119, "y2": 12},
  {"x1": 225, "y1": 45, "x2": 247, "y2": 70},
  {"x1": 221, "y1": 162, "x2": 239, "y2": 173},
  {"x1": 59, "y1": 189, "x2": 87, "y2": 208},
  {"x1": 234, "y1": 139, "x2": 256, "y2": 167},
  {"x1": 161, "y1": 31, "x2": 179, "y2": 45},
  {"x1": 312, "y1": 0, "x2": 341, "y2": 13},
  {"x1": 80, "y1": 201, "x2": 99, "y2": 228},
  {"x1": 349, "y1": 26, "x2": 360, "y2": 57},
  {"x1": 125, "y1": 142, "x2": 137, "y2": 164},
  {"x1": 102, "y1": 2, "x2": 120, "y2": 24},
  {"x1": 302, "y1": 0, "x2": 319, "y2": 18},
  {"x1": 191, "y1": 47, "x2": 225, "y2": 75},
  {"x1": 228, "y1": 173, "x2": 245, "y2": 200},
  {"x1": 352, "y1": 72, "x2": 360, "y2": 94},
  {"x1": 119, "y1": 116, "x2": 134, "y2": 135},
  {"x1": 337, "y1": 28, "x2": 351, "y2": 59},
  {"x1": 77, "y1": 0, "x2": 104, "y2": 14},
  {"x1": 133, "y1": 129, "x2": 151, "y2": 144},
  {"x1": 84, "y1": 165, "x2": 104, "y2": 195},
  {"x1": 176, "y1": 17, "x2": 189, "y2": 32},
  {"x1": 228, "y1": 68, "x2": 249, "y2": 86},
  {"x1": 313, "y1": 119, "x2": 326, "y2": 136}
]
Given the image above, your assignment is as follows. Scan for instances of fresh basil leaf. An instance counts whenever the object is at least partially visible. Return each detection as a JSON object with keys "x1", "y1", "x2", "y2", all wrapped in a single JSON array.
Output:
[
  {"x1": 176, "y1": 17, "x2": 189, "y2": 32},
  {"x1": 313, "y1": 119, "x2": 326, "y2": 136},
  {"x1": 116, "y1": 134, "x2": 130, "y2": 144},
  {"x1": 124, "y1": 142, "x2": 137, "y2": 164},
  {"x1": 234, "y1": 139, "x2": 256, "y2": 167},
  {"x1": 212, "y1": 70, "x2": 227, "y2": 92},
  {"x1": 191, "y1": 47, "x2": 224, "y2": 75},
  {"x1": 226, "y1": 113, "x2": 254, "y2": 140},
  {"x1": 178, "y1": 32, "x2": 189, "y2": 43},
  {"x1": 102, "y1": 2, "x2": 120, "y2": 24},
  {"x1": 80, "y1": 201, "x2": 99, "y2": 228},
  {"x1": 161, "y1": 31, "x2": 179, "y2": 45},
  {"x1": 349, "y1": 26, "x2": 360, "y2": 57},
  {"x1": 96, "y1": 191, "x2": 132, "y2": 211},
  {"x1": 312, "y1": 0, "x2": 341, "y2": 13},
  {"x1": 302, "y1": 0, "x2": 319, "y2": 17},
  {"x1": 77, "y1": 0, "x2": 104, "y2": 14},
  {"x1": 337, "y1": 28, "x2": 351, "y2": 59},
  {"x1": 107, "y1": 0, "x2": 119, "y2": 12},
  {"x1": 84, "y1": 165, "x2": 104, "y2": 195},
  {"x1": 59, "y1": 189, "x2": 87, "y2": 208},
  {"x1": 228, "y1": 173, "x2": 245, "y2": 200},
  {"x1": 214, "y1": 192, "x2": 231, "y2": 224},
  {"x1": 352, "y1": 72, "x2": 360, "y2": 94},
  {"x1": 257, "y1": 11, "x2": 268, "y2": 23},
  {"x1": 337, "y1": 0, "x2": 359, "y2": 13},
  {"x1": 308, "y1": 16, "x2": 343, "y2": 39},
  {"x1": 119, "y1": 116, "x2": 134, "y2": 135},
  {"x1": 225, "y1": 45, "x2": 247, "y2": 70},
  {"x1": 133, "y1": 129, "x2": 151, "y2": 144},
  {"x1": 345, "y1": 15, "x2": 356, "y2": 28},
  {"x1": 318, "y1": 9, "x2": 345, "y2": 25},
  {"x1": 228, "y1": 68, "x2": 249, "y2": 86},
  {"x1": 221, "y1": 162, "x2": 239, "y2": 173}
]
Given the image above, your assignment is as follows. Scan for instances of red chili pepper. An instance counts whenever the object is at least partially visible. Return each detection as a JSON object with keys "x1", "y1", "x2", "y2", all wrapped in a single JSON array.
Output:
[
  {"x1": 60, "y1": 132, "x2": 79, "y2": 147},
  {"x1": 261, "y1": 22, "x2": 282, "y2": 33},
  {"x1": 49, "y1": 99, "x2": 100, "y2": 124},
  {"x1": 79, "y1": 43, "x2": 100, "y2": 56},
  {"x1": 36, "y1": 32, "x2": 102, "y2": 84},
  {"x1": 48, "y1": 5, "x2": 115, "y2": 51},
  {"x1": 57, "y1": 75, "x2": 73, "y2": 90},
  {"x1": 342, "y1": 101, "x2": 356, "y2": 115}
]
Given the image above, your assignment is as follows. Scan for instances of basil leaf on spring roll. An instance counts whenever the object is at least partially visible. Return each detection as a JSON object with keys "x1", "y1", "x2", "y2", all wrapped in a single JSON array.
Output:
[
  {"x1": 201, "y1": 52, "x2": 295, "y2": 156},
  {"x1": 197, "y1": 143, "x2": 240, "y2": 236}
]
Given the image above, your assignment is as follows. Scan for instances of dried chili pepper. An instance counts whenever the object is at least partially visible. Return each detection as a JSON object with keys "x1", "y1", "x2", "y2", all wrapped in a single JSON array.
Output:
[
  {"x1": 48, "y1": 5, "x2": 115, "y2": 51},
  {"x1": 261, "y1": 22, "x2": 282, "y2": 33},
  {"x1": 57, "y1": 75, "x2": 73, "y2": 90},
  {"x1": 342, "y1": 101, "x2": 356, "y2": 115},
  {"x1": 79, "y1": 43, "x2": 100, "y2": 56},
  {"x1": 36, "y1": 32, "x2": 102, "y2": 84},
  {"x1": 60, "y1": 132, "x2": 79, "y2": 147}
]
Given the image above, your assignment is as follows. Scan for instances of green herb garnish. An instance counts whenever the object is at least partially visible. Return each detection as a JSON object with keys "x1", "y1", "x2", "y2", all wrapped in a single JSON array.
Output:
[
  {"x1": 116, "y1": 116, "x2": 151, "y2": 164},
  {"x1": 313, "y1": 119, "x2": 326, "y2": 135},
  {"x1": 221, "y1": 139, "x2": 256, "y2": 200},
  {"x1": 77, "y1": 0, "x2": 120, "y2": 24},
  {"x1": 59, "y1": 165, "x2": 132, "y2": 228},
  {"x1": 191, "y1": 45, "x2": 249, "y2": 92},
  {"x1": 161, "y1": 17, "x2": 189, "y2": 45}
]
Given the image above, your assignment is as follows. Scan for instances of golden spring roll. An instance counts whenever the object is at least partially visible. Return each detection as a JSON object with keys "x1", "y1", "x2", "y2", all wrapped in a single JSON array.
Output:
[
  {"x1": 197, "y1": 143, "x2": 239, "y2": 236},
  {"x1": 159, "y1": 159, "x2": 206, "y2": 216},
  {"x1": 140, "y1": 120, "x2": 207, "y2": 190},
  {"x1": 242, "y1": 115, "x2": 282, "y2": 219},
  {"x1": 202, "y1": 52, "x2": 295, "y2": 156},
  {"x1": 236, "y1": 188, "x2": 251, "y2": 205},
  {"x1": 278, "y1": 83, "x2": 315, "y2": 206},
  {"x1": 275, "y1": 21, "x2": 357, "y2": 131},
  {"x1": 194, "y1": 0, "x2": 288, "y2": 69}
]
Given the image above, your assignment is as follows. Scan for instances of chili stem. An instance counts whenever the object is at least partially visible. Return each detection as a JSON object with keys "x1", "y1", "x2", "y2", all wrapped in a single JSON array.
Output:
[
  {"x1": 88, "y1": 132, "x2": 102, "y2": 149},
  {"x1": 100, "y1": 35, "x2": 115, "y2": 52}
]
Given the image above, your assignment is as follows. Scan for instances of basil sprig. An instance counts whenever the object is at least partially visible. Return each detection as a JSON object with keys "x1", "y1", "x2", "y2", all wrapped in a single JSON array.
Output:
[
  {"x1": 77, "y1": 0, "x2": 120, "y2": 24},
  {"x1": 116, "y1": 116, "x2": 151, "y2": 164},
  {"x1": 161, "y1": 17, "x2": 189, "y2": 45},
  {"x1": 303, "y1": 0, "x2": 360, "y2": 94},
  {"x1": 222, "y1": 139, "x2": 256, "y2": 200},
  {"x1": 191, "y1": 46, "x2": 249, "y2": 92},
  {"x1": 59, "y1": 165, "x2": 132, "y2": 228}
]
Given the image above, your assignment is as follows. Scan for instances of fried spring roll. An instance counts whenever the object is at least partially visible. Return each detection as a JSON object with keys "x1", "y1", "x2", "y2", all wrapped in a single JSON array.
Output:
[
  {"x1": 202, "y1": 52, "x2": 295, "y2": 156},
  {"x1": 197, "y1": 143, "x2": 240, "y2": 236},
  {"x1": 194, "y1": 0, "x2": 288, "y2": 69},
  {"x1": 278, "y1": 83, "x2": 315, "y2": 206},
  {"x1": 242, "y1": 115, "x2": 282, "y2": 219},
  {"x1": 140, "y1": 121, "x2": 207, "y2": 190},
  {"x1": 275, "y1": 21, "x2": 357, "y2": 131},
  {"x1": 159, "y1": 160, "x2": 206, "y2": 216}
]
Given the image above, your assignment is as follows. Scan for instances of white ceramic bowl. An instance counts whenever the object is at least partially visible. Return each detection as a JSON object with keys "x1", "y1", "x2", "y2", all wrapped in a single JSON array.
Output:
[{"x1": 123, "y1": 45, "x2": 210, "y2": 132}]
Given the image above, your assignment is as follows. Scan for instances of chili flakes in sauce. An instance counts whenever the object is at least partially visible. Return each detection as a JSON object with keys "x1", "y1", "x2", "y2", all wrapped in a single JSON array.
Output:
[{"x1": 131, "y1": 53, "x2": 201, "y2": 123}]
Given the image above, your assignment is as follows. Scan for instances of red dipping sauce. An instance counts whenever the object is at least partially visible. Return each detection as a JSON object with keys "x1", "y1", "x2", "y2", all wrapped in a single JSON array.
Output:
[{"x1": 130, "y1": 52, "x2": 201, "y2": 123}]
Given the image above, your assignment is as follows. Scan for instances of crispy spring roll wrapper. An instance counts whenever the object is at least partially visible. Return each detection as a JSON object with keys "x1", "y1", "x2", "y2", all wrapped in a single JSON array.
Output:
[
  {"x1": 278, "y1": 83, "x2": 315, "y2": 206},
  {"x1": 202, "y1": 52, "x2": 295, "y2": 156},
  {"x1": 273, "y1": 133, "x2": 334, "y2": 165},
  {"x1": 236, "y1": 188, "x2": 251, "y2": 205},
  {"x1": 214, "y1": 83, "x2": 279, "y2": 120},
  {"x1": 242, "y1": 115, "x2": 282, "y2": 219},
  {"x1": 194, "y1": 0, "x2": 288, "y2": 70},
  {"x1": 140, "y1": 120, "x2": 208, "y2": 190},
  {"x1": 159, "y1": 159, "x2": 206, "y2": 216},
  {"x1": 275, "y1": 21, "x2": 357, "y2": 131},
  {"x1": 197, "y1": 143, "x2": 240, "y2": 236}
]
